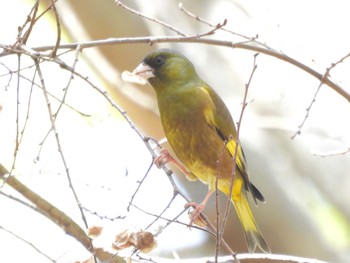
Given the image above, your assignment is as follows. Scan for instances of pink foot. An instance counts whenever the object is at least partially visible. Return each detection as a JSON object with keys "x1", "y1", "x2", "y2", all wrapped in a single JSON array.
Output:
[
  {"x1": 184, "y1": 190, "x2": 214, "y2": 226},
  {"x1": 154, "y1": 149, "x2": 173, "y2": 168},
  {"x1": 185, "y1": 201, "x2": 206, "y2": 226}
]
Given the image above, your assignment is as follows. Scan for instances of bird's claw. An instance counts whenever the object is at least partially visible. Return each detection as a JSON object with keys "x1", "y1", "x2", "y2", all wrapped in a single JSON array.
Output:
[
  {"x1": 185, "y1": 202, "x2": 206, "y2": 226},
  {"x1": 154, "y1": 149, "x2": 173, "y2": 168},
  {"x1": 154, "y1": 149, "x2": 190, "y2": 175}
]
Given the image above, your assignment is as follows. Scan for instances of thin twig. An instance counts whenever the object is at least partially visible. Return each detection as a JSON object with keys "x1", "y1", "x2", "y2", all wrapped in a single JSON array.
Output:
[
  {"x1": 49, "y1": 0, "x2": 61, "y2": 57},
  {"x1": 35, "y1": 0, "x2": 59, "y2": 22},
  {"x1": 220, "y1": 53, "x2": 258, "y2": 245},
  {"x1": 15, "y1": 70, "x2": 90, "y2": 116},
  {"x1": 178, "y1": 2, "x2": 260, "y2": 44},
  {"x1": 53, "y1": 45, "x2": 81, "y2": 119},
  {"x1": 5, "y1": 54, "x2": 22, "y2": 185},
  {"x1": 0, "y1": 225, "x2": 56, "y2": 262},
  {"x1": 130, "y1": 203, "x2": 212, "y2": 235},
  {"x1": 15, "y1": 0, "x2": 39, "y2": 45},
  {"x1": 215, "y1": 161, "x2": 220, "y2": 263},
  {"x1": 291, "y1": 51, "x2": 350, "y2": 139},
  {"x1": 82, "y1": 207, "x2": 126, "y2": 221},
  {"x1": 214, "y1": 143, "x2": 231, "y2": 262},
  {"x1": 127, "y1": 160, "x2": 154, "y2": 212},
  {"x1": 144, "y1": 193, "x2": 179, "y2": 231},
  {"x1": 115, "y1": 0, "x2": 187, "y2": 36},
  {"x1": 0, "y1": 190, "x2": 40, "y2": 213},
  {"x1": 33, "y1": 58, "x2": 94, "y2": 251},
  {"x1": 0, "y1": 62, "x2": 14, "y2": 89},
  {"x1": 311, "y1": 147, "x2": 350, "y2": 157}
]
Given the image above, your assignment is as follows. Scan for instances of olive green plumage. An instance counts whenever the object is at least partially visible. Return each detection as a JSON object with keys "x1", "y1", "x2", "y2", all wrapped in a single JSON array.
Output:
[{"x1": 135, "y1": 49, "x2": 270, "y2": 253}]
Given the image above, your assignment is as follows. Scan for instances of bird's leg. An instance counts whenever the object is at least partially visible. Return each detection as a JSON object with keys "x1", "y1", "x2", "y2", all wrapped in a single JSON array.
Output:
[
  {"x1": 154, "y1": 149, "x2": 189, "y2": 175},
  {"x1": 185, "y1": 189, "x2": 214, "y2": 226}
]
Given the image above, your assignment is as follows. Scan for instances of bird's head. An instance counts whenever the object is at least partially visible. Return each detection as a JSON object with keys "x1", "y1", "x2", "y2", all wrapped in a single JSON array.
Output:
[{"x1": 132, "y1": 49, "x2": 199, "y2": 90}]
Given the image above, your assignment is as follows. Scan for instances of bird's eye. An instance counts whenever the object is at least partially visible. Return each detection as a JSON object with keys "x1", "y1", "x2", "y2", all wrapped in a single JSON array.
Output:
[{"x1": 155, "y1": 56, "x2": 165, "y2": 65}]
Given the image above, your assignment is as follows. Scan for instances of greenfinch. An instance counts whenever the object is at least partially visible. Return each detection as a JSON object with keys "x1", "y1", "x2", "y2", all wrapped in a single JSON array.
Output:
[{"x1": 132, "y1": 49, "x2": 270, "y2": 253}]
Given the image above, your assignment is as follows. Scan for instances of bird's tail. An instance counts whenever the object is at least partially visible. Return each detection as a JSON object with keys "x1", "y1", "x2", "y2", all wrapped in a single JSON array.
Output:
[{"x1": 232, "y1": 192, "x2": 270, "y2": 253}]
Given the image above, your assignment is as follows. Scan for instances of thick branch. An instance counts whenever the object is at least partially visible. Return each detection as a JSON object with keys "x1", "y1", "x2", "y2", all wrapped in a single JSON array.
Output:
[
  {"x1": 0, "y1": 164, "x2": 92, "y2": 252},
  {"x1": 0, "y1": 164, "x2": 127, "y2": 262}
]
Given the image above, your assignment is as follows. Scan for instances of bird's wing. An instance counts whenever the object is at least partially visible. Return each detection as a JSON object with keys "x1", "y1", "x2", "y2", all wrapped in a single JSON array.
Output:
[{"x1": 200, "y1": 86, "x2": 264, "y2": 204}]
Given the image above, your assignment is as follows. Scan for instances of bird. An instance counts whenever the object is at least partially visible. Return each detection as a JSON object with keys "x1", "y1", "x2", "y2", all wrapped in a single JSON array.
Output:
[{"x1": 131, "y1": 48, "x2": 270, "y2": 253}]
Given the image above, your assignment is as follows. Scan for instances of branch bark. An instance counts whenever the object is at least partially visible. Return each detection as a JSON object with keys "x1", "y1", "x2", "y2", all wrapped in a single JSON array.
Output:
[
  {"x1": 0, "y1": 163, "x2": 125, "y2": 263},
  {"x1": 2, "y1": 35, "x2": 348, "y2": 102}
]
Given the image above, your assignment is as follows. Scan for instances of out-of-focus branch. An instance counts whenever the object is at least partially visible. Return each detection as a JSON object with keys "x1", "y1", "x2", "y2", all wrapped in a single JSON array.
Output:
[
  {"x1": 291, "y1": 50, "x2": 350, "y2": 139},
  {"x1": 0, "y1": 164, "x2": 126, "y2": 263},
  {"x1": 0, "y1": 225, "x2": 56, "y2": 262},
  {"x1": 311, "y1": 147, "x2": 350, "y2": 157},
  {"x1": 115, "y1": 0, "x2": 187, "y2": 36},
  {"x1": 130, "y1": 253, "x2": 329, "y2": 263},
  {"x1": 0, "y1": 164, "x2": 92, "y2": 252},
  {"x1": 178, "y1": 2, "x2": 259, "y2": 43},
  {"x1": 49, "y1": 0, "x2": 61, "y2": 57}
]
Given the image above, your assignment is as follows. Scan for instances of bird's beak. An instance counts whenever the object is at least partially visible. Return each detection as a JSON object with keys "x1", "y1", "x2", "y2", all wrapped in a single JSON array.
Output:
[{"x1": 132, "y1": 62, "x2": 155, "y2": 80}]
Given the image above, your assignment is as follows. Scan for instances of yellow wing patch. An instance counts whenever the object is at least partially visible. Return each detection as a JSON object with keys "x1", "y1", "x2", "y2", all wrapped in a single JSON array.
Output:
[
  {"x1": 199, "y1": 85, "x2": 246, "y2": 175},
  {"x1": 225, "y1": 139, "x2": 245, "y2": 173},
  {"x1": 199, "y1": 87, "x2": 216, "y2": 126},
  {"x1": 226, "y1": 139, "x2": 246, "y2": 200}
]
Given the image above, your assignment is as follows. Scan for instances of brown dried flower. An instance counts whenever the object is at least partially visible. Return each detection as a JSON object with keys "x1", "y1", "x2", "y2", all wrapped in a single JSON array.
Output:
[{"x1": 112, "y1": 229, "x2": 157, "y2": 253}]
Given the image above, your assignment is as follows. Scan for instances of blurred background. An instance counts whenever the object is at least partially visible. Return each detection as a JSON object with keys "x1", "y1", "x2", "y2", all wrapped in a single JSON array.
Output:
[{"x1": 0, "y1": 0, "x2": 350, "y2": 262}]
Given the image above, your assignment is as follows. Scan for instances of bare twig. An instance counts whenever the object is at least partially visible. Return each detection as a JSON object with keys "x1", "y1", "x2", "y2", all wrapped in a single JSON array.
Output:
[
  {"x1": 221, "y1": 54, "x2": 258, "y2": 241},
  {"x1": 11, "y1": 69, "x2": 36, "y2": 170},
  {"x1": 49, "y1": 0, "x2": 61, "y2": 57},
  {"x1": 15, "y1": 0, "x2": 39, "y2": 45},
  {"x1": 35, "y1": 0, "x2": 59, "y2": 22},
  {"x1": 5, "y1": 54, "x2": 23, "y2": 185},
  {"x1": 31, "y1": 46, "x2": 81, "y2": 161},
  {"x1": 0, "y1": 62, "x2": 14, "y2": 89},
  {"x1": 215, "y1": 161, "x2": 221, "y2": 263},
  {"x1": 292, "y1": 51, "x2": 350, "y2": 139},
  {"x1": 178, "y1": 2, "x2": 260, "y2": 43},
  {"x1": 311, "y1": 147, "x2": 350, "y2": 157},
  {"x1": 82, "y1": 207, "x2": 126, "y2": 221},
  {"x1": 214, "y1": 142, "x2": 233, "y2": 262},
  {"x1": 33, "y1": 59, "x2": 94, "y2": 252},
  {"x1": 52, "y1": 45, "x2": 81, "y2": 120},
  {"x1": 290, "y1": 81, "x2": 323, "y2": 140},
  {"x1": 13, "y1": 70, "x2": 90, "y2": 117},
  {"x1": 0, "y1": 225, "x2": 56, "y2": 262},
  {"x1": 145, "y1": 195, "x2": 186, "y2": 232},
  {"x1": 0, "y1": 189, "x2": 40, "y2": 213},
  {"x1": 127, "y1": 160, "x2": 154, "y2": 212},
  {"x1": 115, "y1": 0, "x2": 187, "y2": 36}
]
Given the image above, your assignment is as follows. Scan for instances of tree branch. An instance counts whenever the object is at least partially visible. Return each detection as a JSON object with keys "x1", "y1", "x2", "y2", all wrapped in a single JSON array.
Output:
[
  {"x1": 3, "y1": 36, "x2": 347, "y2": 102},
  {"x1": 0, "y1": 165, "x2": 92, "y2": 252}
]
